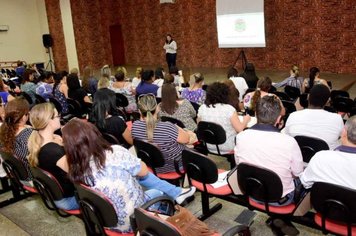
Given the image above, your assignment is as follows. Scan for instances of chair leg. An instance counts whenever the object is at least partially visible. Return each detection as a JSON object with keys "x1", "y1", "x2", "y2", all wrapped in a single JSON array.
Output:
[{"x1": 198, "y1": 192, "x2": 222, "y2": 221}]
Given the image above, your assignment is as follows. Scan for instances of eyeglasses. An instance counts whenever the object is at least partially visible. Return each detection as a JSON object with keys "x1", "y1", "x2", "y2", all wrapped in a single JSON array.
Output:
[
  {"x1": 52, "y1": 113, "x2": 61, "y2": 119},
  {"x1": 138, "y1": 93, "x2": 156, "y2": 99}
]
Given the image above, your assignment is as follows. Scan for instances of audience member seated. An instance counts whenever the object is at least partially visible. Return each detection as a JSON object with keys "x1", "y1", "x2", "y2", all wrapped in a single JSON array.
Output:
[
  {"x1": 116, "y1": 66, "x2": 129, "y2": 81},
  {"x1": 81, "y1": 66, "x2": 97, "y2": 95},
  {"x1": 15, "y1": 60, "x2": 25, "y2": 77},
  {"x1": 156, "y1": 74, "x2": 177, "y2": 98},
  {"x1": 235, "y1": 95, "x2": 304, "y2": 205},
  {"x1": 240, "y1": 62, "x2": 259, "y2": 88},
  {"x1": 169, "y1": 66, "x2": 181, "y2": 88},
  {"x1": 52, "y1": 71, "x2": 69, "y2": 114},
  {"x1": 0, "y1": 98, "x2": 33, "y2": 186},
  {"x1": 67, "y1": 73, "x2": 91, "y2": 109},
  {"x1": 0, "y1": 78, "x2": 15, "y2": 104},
  {"x1": 36, "y1": 71, "x2": 54, "y2": 100},
  {"x1": 158, "y1": 83, "x2": 197, "y2": 131},
  {"x1": 20, "y1": 69, "x2": 37, "y2": 103},
  {"x1": 131, "y1": 67, "x2": 143, "y2": 89},
  {"x1": 132, "y1": 94, "x2": 195, "y2": 173},
  {"x1": 89, "y1": 89, "x2": 133, "y2": 148},
  {"x1": 62, "y1": 119, "x2": 196, "y2": 233},
  {"x1": 223, "y1": 79, "x2": 243, "y2": 112},
  {"x1": 97, "y1": 75, "x2": 111, "y2": 90},
  {"x1": 284, "y1": 84, "x2": 344, "y2": 150},
  {"x1": 243, "y1": 76, "x2": 273, "y2": 114},
  {"x1": 273, "y1": 65, "x2": 304, "y2": 91},
  {"x1": 153, "y1": 67, "x2": 165, "y2": 87},
  {"x1": 181, "y1": 73, "x2": 206, "y2": 105},
  {"x1": 227, "y1": 67, "x2": 248, "y2": 101},
  {"x1": 101, "y1": 64, "x2": 115, "y2": 81},
  {"x1": 28, "y1": 103, "x2": 78, "y2": 210},
  {"x1": 0, "y1": 97, "x2": 4, "y2": 123},
  {"x1": 300, "y1": 115, "x2": 356, "y2": 189},
  {"x1": 198, "y1": 82, "x2": 250, "y2": 154},
  {"x1": 136, "y1": 70, "x2": 159, "y2": 96},
  {"x1": 303, "y1": 67, "x2": 329, "y2": 93},
  {"x1": 109, "y1": 71, "x2": 137, "y2": 113}
]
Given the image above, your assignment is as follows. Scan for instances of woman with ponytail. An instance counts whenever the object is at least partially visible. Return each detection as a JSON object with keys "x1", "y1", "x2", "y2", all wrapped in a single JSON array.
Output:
[
  {"x1": 244, "y1": 77, "x2": 273, "y2": 113},
  {"x1": 132, "y1": 94, "x2": 193, "y2": 173},
  {"x1": 28, "y1": 103, "x2": 78, "y2": 210},
  {"x1": 0, "y1": 98, "x2": 33, "y2": 185}
]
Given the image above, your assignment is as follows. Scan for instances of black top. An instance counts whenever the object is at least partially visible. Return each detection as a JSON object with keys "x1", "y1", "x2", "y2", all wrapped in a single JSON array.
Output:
[
  {"x1": 38, "y1": 142, "x2": 74, "y2": 197},
  {"x1": 105, "y1": 116, "x2": 129, "y2": 148}
]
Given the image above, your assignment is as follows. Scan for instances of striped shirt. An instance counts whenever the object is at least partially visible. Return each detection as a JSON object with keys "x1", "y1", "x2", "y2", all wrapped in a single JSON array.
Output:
[
  {"x1": 131, "y1": 120, "x2": 184, "y2": 173},
  {"x1": 274, "y1": 76, "x2": 304, "y2": 91},
  {"x1": 14, "y1": 128, "x2": 33, "y2": 180}
]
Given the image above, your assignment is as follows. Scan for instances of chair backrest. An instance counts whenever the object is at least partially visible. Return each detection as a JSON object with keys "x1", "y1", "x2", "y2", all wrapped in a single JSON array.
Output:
[
  {"x1": 237, "y1": 163, "x2": 283, "y2": 203},
  {"x1": 49, "y1": 97, "x2": 63, "y2": 114},
  {"x1": 35, "y1": 94, "x2": 47, "y2": 104},
  {"x1": 75, "y1": 183, "x2": 118, "y2": 234},
  {"x1": 133, "y1": 139, "x2": 165, "y2": 170},
  {"x1": 102, "y1": 132, "x2": 120, "y2": 145},
  {"x1": 116, "y1": 93, "x2": 129, "y2": 108},
  {"x1": 299, "y1": 93, "x2": 308, "y2": 109},
  {"x1": 294, "y1": 135, "x2": 329, "y2": 163},
  {"x1": 311, "y1": 182, "x2": 356, "y2": 225},
  {"x1": 20, "y1": 91, "x2": 33, "y2": 105},
  {"x1": 161, "y1": 116, "x2": 185, "y2": 129},
  {"x1": 271, "y1": 91, "x2": 291, "y2": 101},
  {"x1": 66, "y1": 98, "x2": 83, "y2": 117},
  {"x1": 284, "y1": 86, "x2": 301, "y2": 100},
  {"x1": 281, "y1": 100, "x2": 296, "y2": 116},
  {"x1": 1, "y1": 151, "x2": 30, "y2": 182},
  {"x1": 134, "y1": 208, "x2": 181, "y2": 236},
  {"x1": 182, "y1": 149, "x2": 218, "y2": 184},
  {"x1": 330, "y1": 90, "x2": 350, "y2": 101},
  {"x1": 31, "y1": 167, "x2": 65, "y2": 201},
  {"x1": 197, "y1": 121, "x2": 226, "y2": 146},
  {"x1": 332, "y1": 97, "x2": 353, "y2": 113}
]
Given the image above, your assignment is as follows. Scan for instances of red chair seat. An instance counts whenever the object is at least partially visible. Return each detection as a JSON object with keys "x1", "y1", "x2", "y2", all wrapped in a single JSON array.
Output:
[
  {"x1": 191, "y1": 169, "x2": 232, "y2": 195},
  {"x1": 104, "y1": 229, "x2": 134, "y2": 236},
  {"x1": 314, "y1": 213, "x2": 356, "y2": 236},
  {"x1": 148, "y1": 168, "x2": 184, "y2": 180},
  {"x1": 23, "y1": 185, "x2": 38, "y2": 193},
  {"x1": 62, "y1": 209, "x2": 81, "y2": 215},
  {"x1": 248, "y1": 198, "x2": 295, "y2": 214}
]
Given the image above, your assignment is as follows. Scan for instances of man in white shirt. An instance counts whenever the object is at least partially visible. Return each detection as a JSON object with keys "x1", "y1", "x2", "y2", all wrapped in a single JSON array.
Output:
[
  {"x1": 284, "y1": 84, "x2": 344, "y2": 150},
  {"x1": 235, "y1": 95, "x2": 304, "y2": 204},
  {"x1": 301, "y1": 116, "x2": 356, "y2": 190}
]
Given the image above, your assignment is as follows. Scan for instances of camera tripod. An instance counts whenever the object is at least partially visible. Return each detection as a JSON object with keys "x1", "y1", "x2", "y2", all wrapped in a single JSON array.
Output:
[{"x1": 233, "y1": 50, "x2": 248, "y2": 71}]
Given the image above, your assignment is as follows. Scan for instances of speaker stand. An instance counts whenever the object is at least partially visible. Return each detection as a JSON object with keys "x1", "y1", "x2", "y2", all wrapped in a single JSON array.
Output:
[{"x1": 45, "y1": 47, "x2": 55, "y2": 72}]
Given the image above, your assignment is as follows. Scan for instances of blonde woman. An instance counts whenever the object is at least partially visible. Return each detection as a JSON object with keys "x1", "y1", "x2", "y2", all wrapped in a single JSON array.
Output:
[
  {"x1": 132, "y1": 67, "x2": 143, "y2": 88},
  {"x1": 81, "y1": 66, "x2": 98, "y2": 94},
  {"x1": 181, "y1": 73, "x2": 206, "y2": 105},
  {"x1": 132, "y1": 94, "x2": 195, "y2": 173},
  {"x1": 274, "y1": 65, "x2": 304, "y2": 91},
  {"x1": 28, "y1": 103, "x2": 78, "y2": 210}
]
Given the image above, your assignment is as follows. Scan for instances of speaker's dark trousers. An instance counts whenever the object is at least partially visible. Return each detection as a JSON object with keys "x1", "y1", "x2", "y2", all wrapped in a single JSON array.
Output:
[{"x1": 166, "y1": 53, "x2": 177, "y2": 69}]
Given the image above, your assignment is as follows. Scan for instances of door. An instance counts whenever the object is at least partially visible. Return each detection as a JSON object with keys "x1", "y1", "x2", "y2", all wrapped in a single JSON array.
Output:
[{"x1": 109, "y1": 24, "x2": 125, "y2": 66}]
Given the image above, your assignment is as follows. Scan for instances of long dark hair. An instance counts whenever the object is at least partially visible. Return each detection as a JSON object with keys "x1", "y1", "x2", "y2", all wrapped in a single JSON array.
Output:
[
  {"x1": 309, "y1": 67, "x2": 320, "y2": 89},
  {"x1": 165, "y1": 34, "x2": 173, "y2": 44},
  {"x1": 62, "y1": 118, "x2": 112, "y2": 183},
  {"x1": 89, "y1": 89, "x2": 119, "y2": 131},
  {"x1": 52, "y1": 71, "x2": 68, "y2": 96},
  {"x1": 161, "y1": 83, "x2": 178, "y2": 114}
]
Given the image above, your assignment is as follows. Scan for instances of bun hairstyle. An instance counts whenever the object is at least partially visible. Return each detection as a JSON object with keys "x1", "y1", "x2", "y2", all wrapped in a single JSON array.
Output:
[{"x1": 291, "y1": 65, "x2": 299, "y2": 77}]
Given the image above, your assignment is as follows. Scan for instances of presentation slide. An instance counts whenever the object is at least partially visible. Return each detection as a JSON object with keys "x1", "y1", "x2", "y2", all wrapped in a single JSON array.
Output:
[{"x1": 217, "y1": 12, "x2": 266, "y2": 48}]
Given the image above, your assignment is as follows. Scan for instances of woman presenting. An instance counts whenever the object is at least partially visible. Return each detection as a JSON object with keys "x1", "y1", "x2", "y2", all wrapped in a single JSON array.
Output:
[{"x1": 163, "y1": 34, "x2": 177, "y2": 69}]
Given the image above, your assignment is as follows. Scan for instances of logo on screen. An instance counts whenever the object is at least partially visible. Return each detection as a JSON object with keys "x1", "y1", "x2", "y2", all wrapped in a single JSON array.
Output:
[{"x1": 235, "y1": 19, "x2": 246, "y2": 32}]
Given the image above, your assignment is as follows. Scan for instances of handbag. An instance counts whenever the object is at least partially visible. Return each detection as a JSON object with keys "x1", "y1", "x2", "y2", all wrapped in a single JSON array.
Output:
[{"x1": 166, "y1": 205, "x2": 216, "y2": 236}]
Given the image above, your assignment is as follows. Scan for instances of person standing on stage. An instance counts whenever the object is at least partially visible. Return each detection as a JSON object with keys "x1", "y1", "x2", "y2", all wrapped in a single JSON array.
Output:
[{"x1": 163, "y1": 34, "x2": 177, "y2": 69}]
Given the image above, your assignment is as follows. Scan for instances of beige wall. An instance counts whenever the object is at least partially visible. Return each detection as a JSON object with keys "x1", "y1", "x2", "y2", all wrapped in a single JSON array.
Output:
[{"x1": 0, "y1": 0, "x2": 49, "y2": 66}]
